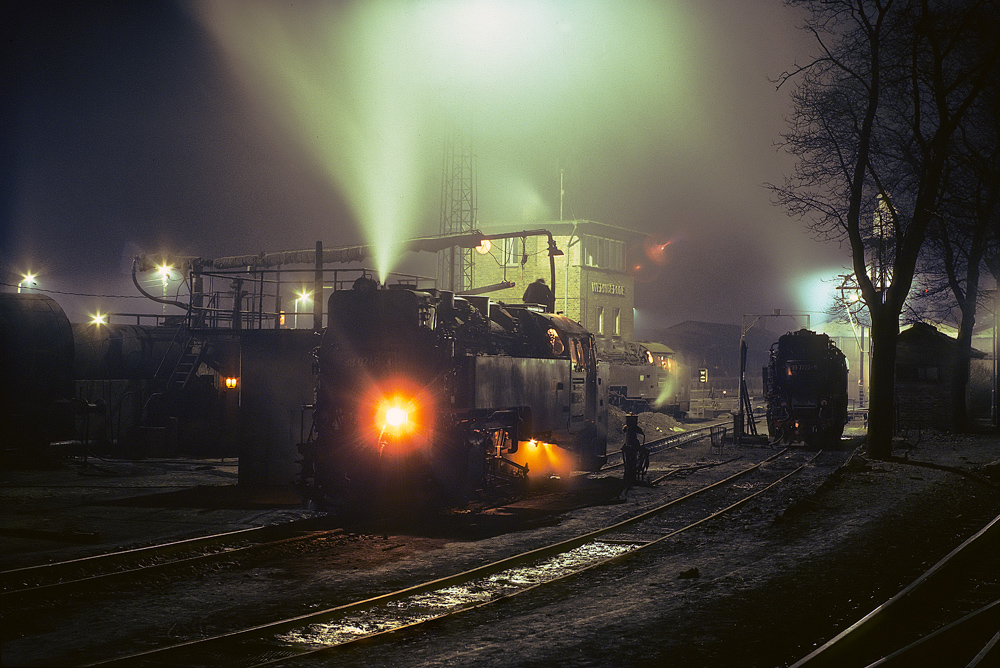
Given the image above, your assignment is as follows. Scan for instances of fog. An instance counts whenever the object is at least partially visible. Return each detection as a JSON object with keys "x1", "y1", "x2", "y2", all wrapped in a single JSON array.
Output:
[{"x1": 3, "y1": 0, "x2": 851, "y2": 327}]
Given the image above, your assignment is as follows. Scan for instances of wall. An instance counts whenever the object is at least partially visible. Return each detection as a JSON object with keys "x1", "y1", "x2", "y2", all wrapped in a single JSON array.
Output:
[
  {"x1": 237, "y1": 329, "x2": 317, "y2": 487},
  {"x1": 894, "y1": 324, "x2": 959, "y2": 431}
]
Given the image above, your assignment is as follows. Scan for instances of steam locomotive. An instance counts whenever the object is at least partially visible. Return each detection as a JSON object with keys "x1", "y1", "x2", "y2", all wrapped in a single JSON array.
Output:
[
  {"x1": 301, "y1": 278, "x2": 609, "y2": 509},
  {"x1": 763, "y1": 329, "x2": 849, "y2": 448}
]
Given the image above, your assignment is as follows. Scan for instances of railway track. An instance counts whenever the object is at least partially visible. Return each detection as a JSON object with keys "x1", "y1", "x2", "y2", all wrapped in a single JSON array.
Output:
[
  {"x1": 81, "y1": 447, "x2": 823, "y2": 668},
  {"x1": 790, "y1": 511, "x2": 1000, "y2": 668},
  {"x1": 599, "y1": 420, "x2": 729, "y2": 473},
  {"x1": 0, "y1": 423, "x2": 726, "y2": 605},
  {"x1": 0, "y1": 520, "x2": 339, "y2": 600}
]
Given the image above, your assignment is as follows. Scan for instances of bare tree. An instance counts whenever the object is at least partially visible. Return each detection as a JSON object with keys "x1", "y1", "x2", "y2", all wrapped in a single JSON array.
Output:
[
  {"x1": 917, "y1": 66, "x2": 1000, "y2": 430},
  {"x1": 771, "y1": 0, "x2": 1000, "y2": 458}
]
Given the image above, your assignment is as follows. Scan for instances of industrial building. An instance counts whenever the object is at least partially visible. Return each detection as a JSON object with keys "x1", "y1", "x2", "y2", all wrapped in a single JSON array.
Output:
[{"x1": 465, "y1": 220, "x2": 646, "y2": 342}]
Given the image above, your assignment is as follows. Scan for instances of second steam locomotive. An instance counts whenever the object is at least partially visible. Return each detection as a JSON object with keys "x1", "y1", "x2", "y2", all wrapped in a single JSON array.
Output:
[
  {"x1": 301, "y1": 278, "x2": 609, "y2": 508},
  {"x1": 763, "y1": 329, "x2": 849, "y2": 448}
]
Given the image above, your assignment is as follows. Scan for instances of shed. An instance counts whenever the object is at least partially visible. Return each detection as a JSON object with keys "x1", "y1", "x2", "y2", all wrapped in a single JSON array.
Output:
[{"x1": 894, "y1": 322, "x2": 986, "y2": 431}]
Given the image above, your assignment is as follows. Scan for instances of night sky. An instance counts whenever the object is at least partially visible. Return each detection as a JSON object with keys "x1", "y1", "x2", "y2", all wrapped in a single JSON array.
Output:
[{"x1": 3, "y1": 0, "x2": 851, "y2": 329}]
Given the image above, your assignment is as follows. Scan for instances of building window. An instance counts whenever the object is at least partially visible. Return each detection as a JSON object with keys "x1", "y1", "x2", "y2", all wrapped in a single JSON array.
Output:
[
  {"x1": 596, "y1": 306, "x2": 604, "y2": 335},
  {"x1": 613, "y1": 307, "x2": 621, "y2": 336},
  {"x1": 501, "y1": 237, "x2": 523, "y2": 267},
  {"x1": 582, "y1": 236, "x2": 625, "y2": 272}
]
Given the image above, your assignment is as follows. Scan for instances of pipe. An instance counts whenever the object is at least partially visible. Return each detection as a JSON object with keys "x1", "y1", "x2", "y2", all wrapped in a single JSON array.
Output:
[{"x1": 131, "y1": 258, "x2": 187, "y2": 310}]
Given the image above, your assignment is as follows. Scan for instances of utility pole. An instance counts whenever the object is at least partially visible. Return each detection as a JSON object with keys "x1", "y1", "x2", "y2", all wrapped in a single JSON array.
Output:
[{"x1": 837, "y1": 273, "x2": 871, "y2": 411}]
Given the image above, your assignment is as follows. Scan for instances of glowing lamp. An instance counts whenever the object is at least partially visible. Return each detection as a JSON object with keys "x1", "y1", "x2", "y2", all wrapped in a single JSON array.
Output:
[
  {"x1": 475, "y1": 239, "x2": 492, "y2": 254},
  {"x1": 90, "y1": 311, "x2": 107, "y2": 326},
  {"x1": 224, "y1": 377, "x2": 239, "y2": 389},
  {"x1": 385, "y1": 406, "x2": 407, "y2": 427},
  {"x1": 18, "y1": 272, "x2": 37, "y2": 293},
  {"x1": 376, "y1": 394, "x2": 421, "y2": 439}
]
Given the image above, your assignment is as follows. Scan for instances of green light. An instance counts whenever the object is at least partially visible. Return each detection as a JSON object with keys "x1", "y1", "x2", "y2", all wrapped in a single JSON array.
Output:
[{"x1": 197, "y1": 1, "x2": 709, "y2": 278}]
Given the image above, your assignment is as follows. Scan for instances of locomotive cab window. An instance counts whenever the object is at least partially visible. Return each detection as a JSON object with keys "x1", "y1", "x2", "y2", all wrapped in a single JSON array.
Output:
[
  {"x1": 578, "y1": 337, "x2": 596, "y2": 372},
  {"x1": 570, "y1": 339, "x2": 583, "y2": 370},
  {"x1": 547, "y1": 328, "x2": 565, "y2": 356}
]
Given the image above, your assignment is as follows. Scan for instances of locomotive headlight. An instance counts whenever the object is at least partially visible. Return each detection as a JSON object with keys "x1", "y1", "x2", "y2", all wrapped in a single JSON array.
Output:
[
  {"x1": 376, "y1": 395, "x2": 420, "y2": 439},
  {"x1": 385, "y1": 406, "x2": 408, "y2": 428}
]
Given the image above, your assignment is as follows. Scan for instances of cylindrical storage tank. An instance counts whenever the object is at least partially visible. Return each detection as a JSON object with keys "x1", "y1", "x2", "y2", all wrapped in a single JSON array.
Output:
[
  {"x1": 0, "y1": 293, "x2": 75, "y2": 455},
  {"x1": 72, "y1": 323, "x2": 182, "y2": 380}
]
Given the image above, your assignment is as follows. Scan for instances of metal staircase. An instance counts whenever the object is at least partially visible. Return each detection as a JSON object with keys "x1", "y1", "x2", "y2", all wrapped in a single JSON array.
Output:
[
  {"x1": 164, "y1": 332, "x2": 207, "y2": 395},
  {"x1": 137, "y1": 328, "x2": 210, "y2": 454}
]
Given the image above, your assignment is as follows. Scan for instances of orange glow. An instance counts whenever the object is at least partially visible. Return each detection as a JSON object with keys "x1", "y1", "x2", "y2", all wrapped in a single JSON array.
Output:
[
  {"x1": 374, "y1": 393, "x2": 423, "y2": 440},
  {"x1": 644, "y1": 235, "x2": 674, "y2": 265},
  {"x1": 506, "y1": 440, "x2": 577, "y2": 478},
  {"x1": 385, "y1": 406, "x2": 407, "y2": 427},
  {"x1": 224, "y1": 377, "x2": 239, "y2": 389}
]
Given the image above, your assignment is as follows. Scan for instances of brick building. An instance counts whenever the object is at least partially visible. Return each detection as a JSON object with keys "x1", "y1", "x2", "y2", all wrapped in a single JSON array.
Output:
[
  {"x1": 467, "y1": 220, "x2": 646, "y2": 341},
  {"x1": 894, "y1": 322, "x2": 987, "y2": 431}
]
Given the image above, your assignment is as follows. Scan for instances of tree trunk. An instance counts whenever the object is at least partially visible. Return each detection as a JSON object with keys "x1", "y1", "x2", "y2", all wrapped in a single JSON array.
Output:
[
  {"x1": 953, "y1": 304, "x2": 977, "y2": 432},
  {"x1": 866, "y1": 308, "x2": 899, "y2": 460}
]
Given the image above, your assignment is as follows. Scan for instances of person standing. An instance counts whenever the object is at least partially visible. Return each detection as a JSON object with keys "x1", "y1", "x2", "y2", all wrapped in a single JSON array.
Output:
[{"x1": 522, "y1": 278, "x2": 554, "y2": 312}]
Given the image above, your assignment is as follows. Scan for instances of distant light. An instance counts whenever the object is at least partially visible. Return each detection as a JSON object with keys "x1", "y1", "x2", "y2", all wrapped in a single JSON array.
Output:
[
  {"x1": 90, "y1": 311, "x2": 108, "y2": 326},
  {"x1": 18, "y1": 272, "x2": 37, "y2": 293},
  {"x1": 157, "y1": 263, "x2": 173, "y2": 284},
  {"x1": 293, "y1": 290, "x2": 313, "y2": 328},
  {"x1": 224, "y1": 377, "x2": 239, "y2": 389}
]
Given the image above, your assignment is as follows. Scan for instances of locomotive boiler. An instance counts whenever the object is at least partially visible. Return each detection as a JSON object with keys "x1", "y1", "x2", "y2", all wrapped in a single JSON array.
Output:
[
  {"x1": 763, "y1": 329, "x2": 849, "y2": 448},
  {"x1": 301, "y1": 277, "x2": 609, "y2": 509}
]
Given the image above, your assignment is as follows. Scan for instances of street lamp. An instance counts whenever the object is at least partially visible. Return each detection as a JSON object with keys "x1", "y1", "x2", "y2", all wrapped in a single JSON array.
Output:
[
  {"x1": 18, "y1": 272, "x2": 36, "y2": 293},
  {"x1": 156, "y1": 264, "x2": 173, "y2": 315},
  {"x1": 294, "y1": 290, "x2": 313, "y2": 329}
]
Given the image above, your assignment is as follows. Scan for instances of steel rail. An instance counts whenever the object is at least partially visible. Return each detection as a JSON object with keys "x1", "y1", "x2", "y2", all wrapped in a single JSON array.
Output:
[
  {"x1": 1, "y1": 522, "x2": 336, "y2": 599},
  {"x1": 790, "y1": 511, "x2": 1000, "y2": 668},
  {"x1": 600, "y1": 420, "x2": 728, "y2": 472},
  {"x1": 83, "y1": 448, "x2": 818, "y2": 668},
  {"x1": 2, "y1": 421, "x2": 718, "y2": 599}
]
